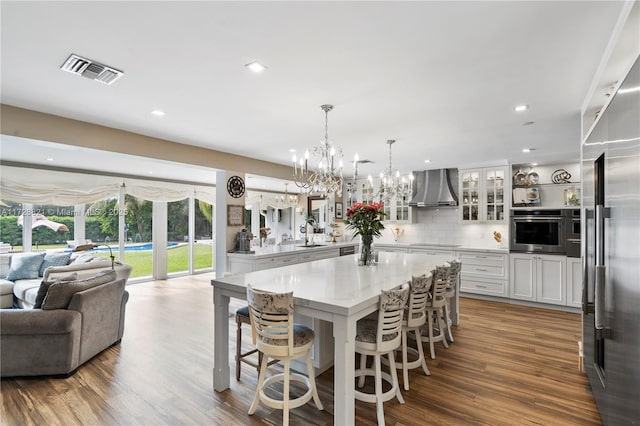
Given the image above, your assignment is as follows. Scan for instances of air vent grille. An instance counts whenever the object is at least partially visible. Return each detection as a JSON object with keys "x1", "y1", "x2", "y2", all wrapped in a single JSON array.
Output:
[{"x1": 60, "y1": 54, "x2": 123, "y2": 85}]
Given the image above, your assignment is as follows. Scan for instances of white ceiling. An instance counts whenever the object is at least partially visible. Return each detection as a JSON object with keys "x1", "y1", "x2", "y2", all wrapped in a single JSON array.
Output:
[{"x1": 0, "y1": 1, "x2": 626, "y2": 186}]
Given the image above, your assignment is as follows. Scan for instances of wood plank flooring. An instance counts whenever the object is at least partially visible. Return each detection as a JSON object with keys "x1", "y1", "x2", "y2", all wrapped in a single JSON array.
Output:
[{"x1": 1, "y1": 274, "x2": 601, "y2": 425}]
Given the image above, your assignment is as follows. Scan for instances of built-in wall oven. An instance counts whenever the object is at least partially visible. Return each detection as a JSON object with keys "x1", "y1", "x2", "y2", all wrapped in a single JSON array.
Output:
[
  {"x1": 565, "y1": 208, "x2": 581, "y2": 258},
  {"x1": 510, "y1": 209, "x2": 566, "y2": 254}
]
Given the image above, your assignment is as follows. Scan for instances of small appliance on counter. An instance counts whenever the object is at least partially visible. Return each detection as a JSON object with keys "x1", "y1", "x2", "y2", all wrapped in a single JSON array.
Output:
[{"x1": 235, "y1": 229, "x2": 255, "y2": 253}]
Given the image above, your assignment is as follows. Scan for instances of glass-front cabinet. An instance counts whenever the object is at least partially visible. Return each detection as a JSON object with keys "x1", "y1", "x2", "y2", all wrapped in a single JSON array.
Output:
[
  {"x1": 459, "y1": 166, "x2": 508, "y2": 223},
  {"x1": 460, "y1": 170, "x2": 480, "y2": 222},
  {"x1": 485, "y1": 169, "x2": 506, "y2": 221}
]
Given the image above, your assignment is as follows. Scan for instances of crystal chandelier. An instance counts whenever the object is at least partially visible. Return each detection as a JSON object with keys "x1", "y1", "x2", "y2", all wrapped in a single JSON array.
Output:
[
  {"x1": 273, "y1": 183, "x2": 298, "y2": 209},
  {"x1": 377, "y1": 140, "x2": 414, "y2": 202},
  {"x1": 292, "y1": 104, "x2": 344, "y2": 196},
  {"x1": 346, "y1": 153, "x2": 374, "y2": 206}
]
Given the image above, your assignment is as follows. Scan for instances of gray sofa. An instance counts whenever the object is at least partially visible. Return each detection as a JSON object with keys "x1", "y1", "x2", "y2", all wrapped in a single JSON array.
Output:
[
  {"x1": 0, "y1": 252, "x2": 131, "y2": 309},
  {"x1": 0, "y1": 272, "x2": 130, "y2": 377}
]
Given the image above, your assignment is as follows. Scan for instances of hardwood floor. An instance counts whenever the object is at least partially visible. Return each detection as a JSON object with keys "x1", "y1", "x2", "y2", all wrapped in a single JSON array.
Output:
[{"x1": 1, "y1": 274, "x2": 601, "y2": 425}]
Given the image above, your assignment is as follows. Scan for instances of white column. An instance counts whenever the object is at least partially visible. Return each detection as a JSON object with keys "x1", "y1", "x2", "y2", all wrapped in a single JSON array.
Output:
[
  {"x1": 188, "y1": 196, "x2": 195, "y2": 274},
  {"x1": 153, "y1": 201, "x2": 168, "y2": 280},
  {"x1": 251, "y1": 202, "x2": 260, "y2": 242},
  {"x1": 118, "y1": 185, "x2": 125, "y2": 261},
  {"x1": 22, "y1": 204, "x2": 33, "y2": 252},
  {"x1": 74, "y1": 204, "x2": 86, "y2": 244},
  {"x1": 215, "y1": 171, "x2": 246, "y2": 278},
  {"x1": 215, "y1": 171, "x2": 228, "y2": 279}
]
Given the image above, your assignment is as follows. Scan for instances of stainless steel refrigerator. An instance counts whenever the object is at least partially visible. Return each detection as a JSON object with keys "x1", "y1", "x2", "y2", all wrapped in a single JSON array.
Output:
[{"x1": 582, "y1": 54, "x2": 640, "y2": 425}]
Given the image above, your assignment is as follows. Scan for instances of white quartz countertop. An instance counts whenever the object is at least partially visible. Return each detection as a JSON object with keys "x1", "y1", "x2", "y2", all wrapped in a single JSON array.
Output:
[
  {"x1": 374, "y1": 242, "x2": 509, "y2": 254},
  {"x1": 227, "y1": 241, "x2": 358, "y2": 259}
]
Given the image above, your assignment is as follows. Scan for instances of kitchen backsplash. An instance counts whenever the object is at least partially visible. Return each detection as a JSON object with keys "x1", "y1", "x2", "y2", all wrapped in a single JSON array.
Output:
[{"x1": 376, "y1": 208, "x2": 509, "y2": 249}]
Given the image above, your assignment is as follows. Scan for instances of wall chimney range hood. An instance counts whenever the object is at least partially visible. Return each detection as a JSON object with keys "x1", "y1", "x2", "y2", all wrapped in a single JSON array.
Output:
[{"x1": 408, "y1": 169, "x2": 459, "y2": 207}]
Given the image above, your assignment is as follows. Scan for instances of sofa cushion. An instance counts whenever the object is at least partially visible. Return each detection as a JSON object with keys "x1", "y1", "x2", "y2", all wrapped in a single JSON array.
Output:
[
  {"x1": 70, "y1": 253, "x2": 97, "y2": 264},
  {"x1": 38, "y1": 252, "x2": 71, "y2": 277},
  {"x1": 12, "y1": 278, "x2": 44, "y2": 301},
  {"x1": 0, "y1": 254, "x2": 11, "y2": 279},
  {"x1": 42, "y1": 270, "x2": 116, "y2": 310},
  {"x1": 34, "y1": 273, "x2": 78, "y2": 309},
  {"x1": 0, "y1": 279, "x2": 14, "y2": 296},
  {"x1": 6, "y1": 253, "x2": 46, "y2": 281}
]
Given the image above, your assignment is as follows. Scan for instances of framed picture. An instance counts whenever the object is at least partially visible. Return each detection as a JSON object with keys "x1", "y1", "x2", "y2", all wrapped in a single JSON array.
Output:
[
  {"x1": 335, "y1": 202, "x2": 343, "y2": 219},
  {"x1": 227, "y1": 205, "x2": 244, "y2": 226}
]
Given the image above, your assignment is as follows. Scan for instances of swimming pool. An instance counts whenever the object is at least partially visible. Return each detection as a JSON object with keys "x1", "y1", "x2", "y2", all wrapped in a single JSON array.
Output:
[{"x1": 67, "y1": 242, "x2": 179, "y2": 253}]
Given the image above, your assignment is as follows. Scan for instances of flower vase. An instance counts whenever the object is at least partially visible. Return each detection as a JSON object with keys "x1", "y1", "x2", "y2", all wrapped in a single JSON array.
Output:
[{"x1": 359, "y1": 234, "x2": 374, "y2": 266}]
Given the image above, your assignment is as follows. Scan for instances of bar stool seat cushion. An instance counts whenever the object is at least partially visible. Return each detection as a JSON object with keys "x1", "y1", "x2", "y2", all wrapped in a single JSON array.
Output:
[
  {"x1": 261, "y1": 324, "x2": 315, "y2": 347},
  {"x1": 236, "y1": 305, "x2": 250, "y2": 317},
  {"x1": 356, "y1": 319, "x2": 399, "y2": 343}
]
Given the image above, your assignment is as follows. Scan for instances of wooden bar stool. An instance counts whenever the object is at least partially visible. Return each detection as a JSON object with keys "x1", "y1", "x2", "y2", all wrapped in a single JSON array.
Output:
[
  {"x1": 246, "y1": 285, "x2": 323, "y2": 426},
  {"x1": 421, "y1": 265, "x2": 450, "y2": 359},
  {"x1": 394, "y1": 274, "x2": 432, "y2": 391},
  {"x1": 443, "y1": 260, "x2": 461, "y2": 343},
  {"x1": 236, "y1": 306, "x2": 258, "y2": 380},
  {"x1": 355, "y1": 284, "x2": 409, "y2": 426}
]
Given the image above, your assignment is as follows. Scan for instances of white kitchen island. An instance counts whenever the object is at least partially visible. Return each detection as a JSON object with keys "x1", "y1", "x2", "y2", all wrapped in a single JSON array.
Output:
[{"x1": 212, "y1": 251, "x2": 456, "y2": 426}]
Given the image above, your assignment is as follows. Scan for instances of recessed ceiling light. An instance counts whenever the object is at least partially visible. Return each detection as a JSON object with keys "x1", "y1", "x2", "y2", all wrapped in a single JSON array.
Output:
[
  {"x1": 522, "y1": 121, "x2": 535, "y2": 126},
  {"x1": 46, "y1": 157, "x2": 54, "y2": 161},
  {"x1": 246, "y1": 61, "x2": 267, "y2": 73},
  {"x1": 148, "y1": 171, "x2": 153, "y2": 174},
  {"x1": 532, "y1": 163, "x2": 538, "y2": 166},
  {"x1": 424, "y1": 160, "x2": 431, "y2": 163},
  {"x1": 522, "y1": 148, "x2": 535, "y2": 153},
  {"x1": 151, "y1": 110, "x2": 166, "y2": 117},
  {"x1": 288, "y1": 149, "x2": 296, "y2": 153},
  {"x1": 514, "y1": 104, "x2": 529, "y2": 112}
]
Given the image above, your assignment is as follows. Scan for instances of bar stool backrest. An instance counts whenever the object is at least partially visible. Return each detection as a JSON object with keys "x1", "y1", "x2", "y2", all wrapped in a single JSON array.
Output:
[
  {"x1": 376, "y1": 284, "x2": 410, "y2": 352},
  {"x1": 246, "y1": 284, "x2": 295, "y2": 356},
  {"x1": 405, "y1": 274, "x2": 432, "y2": 328}
]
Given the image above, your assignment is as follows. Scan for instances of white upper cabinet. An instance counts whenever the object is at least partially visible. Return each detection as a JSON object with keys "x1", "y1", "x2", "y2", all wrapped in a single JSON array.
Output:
[{"x1": 459, "y1": 166, "x2": 508, "y2": 223}]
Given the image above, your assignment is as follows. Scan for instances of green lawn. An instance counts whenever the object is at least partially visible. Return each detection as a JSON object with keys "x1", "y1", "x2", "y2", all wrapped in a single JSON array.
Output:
[{"x1": 13, "y1": 244, "x2": 214, "y2": 279}]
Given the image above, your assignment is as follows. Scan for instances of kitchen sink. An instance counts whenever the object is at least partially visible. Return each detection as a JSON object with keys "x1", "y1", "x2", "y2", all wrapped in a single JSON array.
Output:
[{"x1": 297, "y1": 244, "x2": 326, "y2": 248}]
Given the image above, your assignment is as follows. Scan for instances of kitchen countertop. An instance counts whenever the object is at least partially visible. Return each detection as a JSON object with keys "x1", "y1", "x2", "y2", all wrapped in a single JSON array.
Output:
[
  {"x1": 374, "y1": 242, "x2": 509, "y2": 254},
  {"x1": 227, "y1": 241, "x2": 358, "y2": 259}
]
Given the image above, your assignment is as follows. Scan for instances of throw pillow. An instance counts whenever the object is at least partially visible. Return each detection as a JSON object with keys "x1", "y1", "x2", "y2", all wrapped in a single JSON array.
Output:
[
  {"x1": 38, "y1": 252, "x2": 72, "y2": 276},
  {"x1": 6, "y1": 252, "x2": 46, "y2": 281},
  {"x1": 71, "y1": 253, "x2": 96, "y2": 264},
  {"x1": 33, "y1": 272, "x2": 78, "y2": 309},
  {"x1": 42, "y1": 269, "x2": 117, "y2": 310}
]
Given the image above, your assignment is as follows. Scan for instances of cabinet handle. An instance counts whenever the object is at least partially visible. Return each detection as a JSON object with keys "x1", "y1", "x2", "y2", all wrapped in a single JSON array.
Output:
[
  {"x1": 476, "y1": 285, "x2": 487, "y2": 288},
  {"x1": 475, "y1": 256, "x2": 488, "y2": 259},
  {"x1": 475, "y1": 268, "x2": 487, "y2": 272}
]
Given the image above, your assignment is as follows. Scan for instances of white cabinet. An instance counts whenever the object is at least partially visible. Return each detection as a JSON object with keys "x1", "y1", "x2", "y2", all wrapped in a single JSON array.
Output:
[
  {"x1": 228, "y1": 245, "x2": 353, "y2": 274},
  {"x1": 510, "y1": 253, "x2": 566, "y2": 305},
  {"x1": 408, "y1": 247, "x2": 456, "y2": 257},
  {"x1": 458, "y1": 251, "x2": 509, "y2": 297},
  {"x1": 459, "y1": 166, "x2": 508, "y2": 223},
  {"x1": 382, "y1": 197, "x2": 415, "y2": 223},
  {"x1": 375, "y1": 245, "x2": 408, "y2": 253},
  {"x1": 566, "y1": 257, "x2": 583, "y2": 308}
]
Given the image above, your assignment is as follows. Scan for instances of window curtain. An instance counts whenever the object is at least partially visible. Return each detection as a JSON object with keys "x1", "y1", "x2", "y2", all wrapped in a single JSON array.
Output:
[{"x1": 0, "y1": 165, "x2": 216, "y2": 205}]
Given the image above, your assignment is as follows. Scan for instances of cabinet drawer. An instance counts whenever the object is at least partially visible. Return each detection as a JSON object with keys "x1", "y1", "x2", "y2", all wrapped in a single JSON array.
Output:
[
  {"x1": 408, "y1": 249, "x2": 455, "y2": 256},
  {"x1": 298, "y1": 253, "x2": 314, "y2": 262},
  {"x1": 275, "y1": 255, "x2": 299, "y2": 266},
  {"x1": 459, "y1": 253, "x2": 505, "y2": 268},
  {"x1": 461, "y1": 263, "x2": 505, "y2": 278},
  {"x1": 312, "y1": 249, "x2": 339, "y2": 260},
  {"x1": 460, "y1": 277, "x2": 508, "y2": 297}
]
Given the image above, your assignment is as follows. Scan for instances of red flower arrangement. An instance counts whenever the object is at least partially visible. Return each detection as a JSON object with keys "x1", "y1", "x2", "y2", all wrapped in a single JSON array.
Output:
[{"x1": 344, "y1": 202, "x2": 386, "y2": 238}]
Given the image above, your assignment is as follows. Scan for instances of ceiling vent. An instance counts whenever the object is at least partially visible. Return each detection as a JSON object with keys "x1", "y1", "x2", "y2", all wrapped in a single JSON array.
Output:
[{"x1": 60, "y1": 54, "x2": 123, "y2": 85}]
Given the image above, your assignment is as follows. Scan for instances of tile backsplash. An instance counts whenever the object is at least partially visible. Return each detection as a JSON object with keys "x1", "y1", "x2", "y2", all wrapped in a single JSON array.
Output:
[{"x1": 377, "y1": 208, "x2": 509, "y2": 249}]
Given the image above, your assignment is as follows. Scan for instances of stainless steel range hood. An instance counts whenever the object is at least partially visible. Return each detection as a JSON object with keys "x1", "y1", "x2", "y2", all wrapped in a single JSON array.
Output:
[{"x1": 409, "y1": 169, "x2": 459, "y2": 207}]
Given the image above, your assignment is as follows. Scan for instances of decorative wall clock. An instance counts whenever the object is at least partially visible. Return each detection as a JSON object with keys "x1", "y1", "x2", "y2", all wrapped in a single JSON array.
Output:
[{"x1": 226, "y1": 175, "x2": 245, "y2": 198}]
